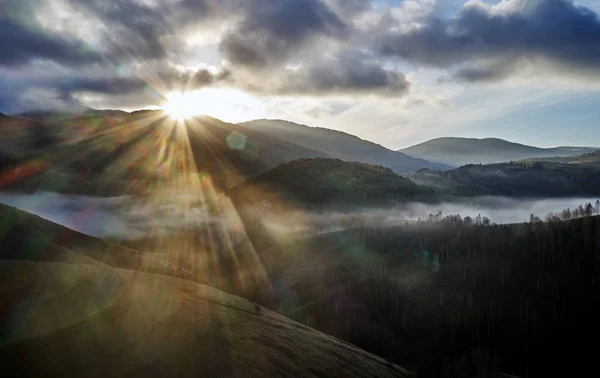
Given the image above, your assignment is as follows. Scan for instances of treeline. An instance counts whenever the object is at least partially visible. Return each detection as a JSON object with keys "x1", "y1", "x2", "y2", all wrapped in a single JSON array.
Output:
[
  {"x1": 417, "y1": 201, "x2": 600, "y2": 227},
  {"x1": 418, "y1": 211, "x2": 493, "y2": 226},
  {"x1": 538, "y1": 200, "x2": 600, "y2": 222}
]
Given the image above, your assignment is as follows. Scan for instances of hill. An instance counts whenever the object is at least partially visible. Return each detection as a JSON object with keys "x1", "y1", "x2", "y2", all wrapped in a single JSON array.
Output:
[
  {"x1": 523, "y1": 150, "x2": 600, "y2": 168},
  {"x1": 409, "y1": 160, "x2": 600, "y2": 197},
  {"x1": 0, "y1": 203, "x2": 412, "y2": 378},
  {"x1": 240, "y1": 119, "x2": 449, "y2": 173},
  {"x1": 0, "y1": 115, "x2": 58, "y2": 160},
  {"x1": 229, "y1": 158, "x2": 437, "y2": 210},
  {"x1": 0, "y1": 112, "x2": 443, "y2": 196},
  {"x1": 0, "y1": 112, "x2": 325, "y2": 194},
  {"x1": 400, "y1": 137, "x2": 598, "y2": 166}
]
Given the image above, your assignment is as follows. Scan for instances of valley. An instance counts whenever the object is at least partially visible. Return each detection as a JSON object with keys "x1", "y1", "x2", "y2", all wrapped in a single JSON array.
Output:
[{"x1": 2, "y1": 110, "x2": 599, "y2": 378}]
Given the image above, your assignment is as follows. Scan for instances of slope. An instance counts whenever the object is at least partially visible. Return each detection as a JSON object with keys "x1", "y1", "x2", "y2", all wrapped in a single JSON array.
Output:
[
  {"x1": 523, "y1": 150, "x2": 600, "y2": 168},
  {"x1": 0, "y1": 112, "x2": 329, "y2": 195},
  {"x1": 400, "y1": 137, "x2": 598, "y2": 166},
  {"x1": 229, "y1": 158, "x2": 436, "y2": 210},
  {"x1": 239, "y1": 119, "x2": 448, "y2": 173},
  {"x1": 409, "y1": 160, "x2": 600, "y2": 197},
  {"x1": 0, "y1": 203, "x2": 412, "y2": 378},
  {"x1": 240, "y1": 211, "x2": 600, "y2": 377}
]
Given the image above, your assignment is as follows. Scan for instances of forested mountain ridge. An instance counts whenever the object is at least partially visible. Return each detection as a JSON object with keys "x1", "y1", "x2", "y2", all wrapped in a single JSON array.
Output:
[
  {"x1": 522, "y1": 150, "x2": 600, "y2": 167},
  {"x1": 410, "y1": 160, "x2": 600, "y2": 197},
  {"x1": 229, "y1": 158, "x2": 437, "y2": 210}
]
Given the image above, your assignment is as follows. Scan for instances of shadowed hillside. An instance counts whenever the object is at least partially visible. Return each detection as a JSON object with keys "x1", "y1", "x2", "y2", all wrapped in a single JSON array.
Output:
[
  {"x1": 237, "y1": 211, "x2": 600, "y2": 377},
  {"x1": 1, "y1": 112, "x2": 443, "y2": 196},
  {"x1": 523, "y1": 150, "x2": 600, "y2": 167},
  {"x1": 410, "y1": 160, "x2": 600, "y2": 197},
  {"x1": 229, "y1": 158, "x2": 437, "y2": 210},
  {"x1": 0, "y1": 203, "x2": 412, "y2": 378}
]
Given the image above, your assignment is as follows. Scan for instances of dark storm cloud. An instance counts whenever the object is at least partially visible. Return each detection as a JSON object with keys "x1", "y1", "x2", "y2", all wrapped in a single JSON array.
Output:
[
  {"x1": 52, "y1": 76, "x2": 147, "y2": 106},
  {"x1": 63, "y1": 0, "x2": 172, "y2": 60},
  {"x1": 279, "y1": 52, "x2": 409, "y2": 95},
  {"x1": 220, "y1": 0, "x2": 347, "y2": 67},
  {"x1": 378, "y1": 0, "x2": 600, "y2": 80},
  {"x1": 451, "y1": 61, "x2": 517, "y2": 83},
  {"x1": 325, "y1": 0, "x2": 371, "y2": 16},
  {"x1": 0, "y1": 20, "x2": 101, "y2": 67}
]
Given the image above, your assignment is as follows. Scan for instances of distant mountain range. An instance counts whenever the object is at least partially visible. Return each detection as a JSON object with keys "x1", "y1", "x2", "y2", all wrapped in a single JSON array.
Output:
[
  {"x1": 3, "y1": 109, "x2": 600, "y2": 201},
  {"x1": 400, "y1": 137, "x2": 599, "y2": 167},
  {"x1": 240, "y1": 119, "x2": 449, "y2": 173},
  {"x1": 0, "y1": 112, "x2": 445, "y2": 195}
]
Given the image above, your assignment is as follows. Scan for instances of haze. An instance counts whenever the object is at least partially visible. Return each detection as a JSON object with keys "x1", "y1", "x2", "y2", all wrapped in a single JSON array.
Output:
[{"x1": 1, "y1": 192, "x2": 596, "y2": 239}]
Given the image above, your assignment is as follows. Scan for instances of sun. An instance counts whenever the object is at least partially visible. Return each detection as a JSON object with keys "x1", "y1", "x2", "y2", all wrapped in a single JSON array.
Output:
[
  {"x1": 161, "y1": 88, "x2": 264, "y2": 123},
  {"x1": 163, "y1": 92, "x2": 201, "y2": 120}
]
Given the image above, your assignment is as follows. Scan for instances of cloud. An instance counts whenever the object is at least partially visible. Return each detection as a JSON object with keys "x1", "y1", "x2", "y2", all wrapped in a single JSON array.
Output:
[
  {"x1": 220, "y1": 0, "x2": 347, "y2": 68},
  {"x1": 377, "y1": 0, "x2": 600, "y2": 80},
  {"x1": 0, "y1": 19, "x2": 101, "y2": 67},
  {"x1": 3, "y1": 0, "x2": 600, "y2": 115},
  {"x1": 450, "y1": 60, "x2": 518, "y2": 83},
  {"x1": 60, "y1": 0, "x2": 173, "y2": 61},
  {"x1": 277, "y1": 52, "x2": 409, "y2": 95}
]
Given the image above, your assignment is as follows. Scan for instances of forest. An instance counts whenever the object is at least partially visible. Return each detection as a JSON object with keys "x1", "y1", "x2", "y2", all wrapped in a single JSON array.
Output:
[{"x1": 235, "y1": 205, "x2": 600, "y2": 377}]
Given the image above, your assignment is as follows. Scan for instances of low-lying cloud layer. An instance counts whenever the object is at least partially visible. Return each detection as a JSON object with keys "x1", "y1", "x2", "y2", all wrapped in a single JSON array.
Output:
[
  {"x1": 0, "y1": 192, "x2": 219, "y2": 240},
  {"x1": 1, "y1": 192, "x2": 597, "y2": 240}
]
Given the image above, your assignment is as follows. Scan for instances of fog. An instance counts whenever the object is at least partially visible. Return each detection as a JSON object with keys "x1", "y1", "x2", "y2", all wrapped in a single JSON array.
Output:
[
  {"x1": 393, "y1": 196, "x2": 600, "y2": 224},
  {"x1": 1, "y1": 192, "x2": 598, "y2": 240},
  {"x1": 0, "y1": 191, "x2": 220, "y2": 240}
]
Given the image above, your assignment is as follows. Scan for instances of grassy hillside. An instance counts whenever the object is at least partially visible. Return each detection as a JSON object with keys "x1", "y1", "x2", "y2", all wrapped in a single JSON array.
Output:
[
  {"x1": 410, "y1": 160, "x2": 600, "y2": 197},
  {"x1": 401, "y1": 137, "x2": 598, "y2": 166},
  {"x1": 229, "y1": 158, "x2": 437, "y2": 210},
  {"x1": 0, "y1": 203, "x2": 412, "y2": 378}
]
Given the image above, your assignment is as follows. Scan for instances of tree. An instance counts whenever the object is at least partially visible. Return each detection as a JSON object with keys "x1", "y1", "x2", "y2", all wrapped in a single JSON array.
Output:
[
  {"x1": 596, "y1": 200, "x2": 600, "y2": 215},
  {"x1": 585, "y1": 203, "x2": 594, "y2": 217}
]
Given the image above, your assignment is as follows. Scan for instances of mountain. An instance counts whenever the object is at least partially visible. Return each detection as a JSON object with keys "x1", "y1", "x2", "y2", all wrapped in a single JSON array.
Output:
[
  {"x1": 0, "y1": 203, "x2": 412, "y2": 378},
  {"x1": 0, "y1": 112, "x2": 444, "y2": 196},
  {"x1": 229, "y1": 158, "x2": 437, "y2": 210},
  {"x1": 400, "y1": 137, "x2": 599, "y2": 166},
  {"x1": 523, "y1": 150, "x2": 600, "y2": 168},
  {"x1": 409, "y1": 160, "x2": 600, "y2": 197},
  {"x1": 16, "y1": 107, "x2": 130, "y2": 122},
  {"x1": 240, "y1": 119, "x2": 449, "y2": 173},
  {"x1": 0, "y1": 114, "x2": 58, "y2": 161}
]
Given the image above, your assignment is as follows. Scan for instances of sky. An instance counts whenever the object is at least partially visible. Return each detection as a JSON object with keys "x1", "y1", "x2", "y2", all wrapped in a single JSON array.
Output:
[{"x1": 1, "y1": 0, "x2": 600, "y2": 149}]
